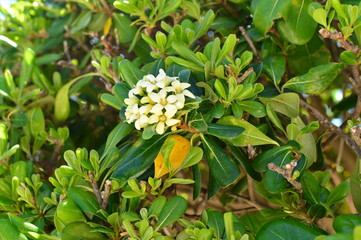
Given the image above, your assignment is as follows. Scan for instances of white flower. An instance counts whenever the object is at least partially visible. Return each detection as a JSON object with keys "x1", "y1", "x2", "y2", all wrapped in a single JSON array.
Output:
[
  {"x1": 149, "y1": 90, "x2": 178, "y2": 115},
  {"x1": 169, "y1": 80, "x2": 195, "y2": 99},
  {"x1": 148, "y1": 110, "x2": 180, "y2": 134},
  {"x1": 125, "y1": 104, "x2": 151, "y2": 127}
]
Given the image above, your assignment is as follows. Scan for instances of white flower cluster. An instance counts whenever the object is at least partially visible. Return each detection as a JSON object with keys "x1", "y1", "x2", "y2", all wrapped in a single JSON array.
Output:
[{"x1": 124, "y1": 69, "x2": 195, "y2": 135}]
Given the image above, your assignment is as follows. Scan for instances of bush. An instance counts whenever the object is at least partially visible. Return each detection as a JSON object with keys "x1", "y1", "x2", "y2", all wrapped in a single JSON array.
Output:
[{"x1": 0, "y1": 0, "x2": 361, "y2": 239}]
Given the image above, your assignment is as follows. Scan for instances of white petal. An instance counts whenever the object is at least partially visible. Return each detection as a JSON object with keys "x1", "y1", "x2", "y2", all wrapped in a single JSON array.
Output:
[
  {"x1": 180, "y1": 82, "x2": 191, "y2": 89},
  {"x1": 144, "y1": 74, "x2": 156, "y2": 82},
  {"x1": 146, "y1": 84, "x2": 156, "y2": 93},
  {"x1": 172, "y1": 80, "x2": 181, "y2": 89},
  {"x1": 184, "y1": 90, "x2": 195, "y2": 99},
  {"x1": 165, "y1": 104, "x2": 177, "y2": 115},
  {"x1": 139, "y1": 106, "x2": 149, "y2": 114},
  {"x1": 135, "y1": 120, "x2": 141, "y2": 130},
  {"x1": 165, "y1": 118, "x2": 180, "y2": 126},
  {"x1": 156, "y1": 121, "x2": 165, "y2": 134},
  {"x1": 139, "y1": 115, "x2": 149, "y2": 125},
  {"x1": 148, "y1": 114, "x2": 159, "y2": 124},
  {"x1": 149, "y1": 92, "x2": 160, "y2": 103},
  {"x1": 156, "y1": 81, "x2": 165, "y2": 89},
  {"x1": 175, "y1": 101, "x2": 184, "y2": 109},
  {"x1": 167, "y1": 95, "x2": 177, "y2": 103},
  {"x1": 159, "y1": 89, "x2": 167, "y2": 99},
  {"x1": 151, "y1": 104, "x2": 163, "y2": 114}
]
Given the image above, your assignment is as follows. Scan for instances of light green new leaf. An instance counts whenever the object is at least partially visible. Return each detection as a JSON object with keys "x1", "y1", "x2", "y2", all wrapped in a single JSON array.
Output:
[{"x1": 283, "y1": 63, "x2": 343, "y2": 95}]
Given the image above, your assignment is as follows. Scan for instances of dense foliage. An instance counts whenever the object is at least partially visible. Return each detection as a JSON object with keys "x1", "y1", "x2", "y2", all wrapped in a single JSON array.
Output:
[{"x1": 1, "y1": 0, "x2": 361, "y2": 239}]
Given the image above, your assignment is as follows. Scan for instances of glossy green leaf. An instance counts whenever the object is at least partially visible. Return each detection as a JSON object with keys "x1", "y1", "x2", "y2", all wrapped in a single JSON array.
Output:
[
  {"x1": 179, "y1": 147, "x2": 203, "y2": 169},
  {"x1": 71, "y1": 11, "x2": 92, "y2": 34},
  {"x1": 277, "y1": 0, "x2": 317, "y2": 45},
  {"x1": 256, "y1": 219, "x2": 321, "y2": 240},
  {"x1": 206, "y1": 209, "x2": 225, "y2": 239},
  {"x1": 333, "y1": 214, "x2": 361, "y2": 233},
  {"x1": 149, "y1": 196, "x2": 166, "y2": 217},
  {"x1": 101, "y1": 122, "x2": 133, "y2": 159},
  {"x1": 172, "y1": 41, "x2": 204, "y2": 66},
  {"x1": 119, "y1": 60, "x2": 145, "y2": 87},
  {"x1": 283, "y1": 63, "x2": 343, "y2": 95},
  {"x1": 207, "y1": 123, "x2": 244, "y2": 139},
  {"x1": 266, "y1": 104, "x2": 284, "y2": 132},
  {"x1": 326, "y1": 181, "x2": 350, "y2": 205},
  {"x1": 253, "y1": 141, "x2": 299, "y2": 172},
  {"x1": 301, "y1": 171, "x2": 321, "y2": 204},
  {"x1": 0, "y1": 219, "x2": 27, "y2": 240},
  {"x1": 193, "y1": 164, "x2": 202, "y2": 200},
  {"x1": 157, "y1": 196, "x2": 187, "y2": 229},
  {"x1": 351, "y1": 158, "x2": 361, "y2": 212},
  {"x1": 253, "y1": 0, "x2": 292, "y2": 34},
  {"x1": 55, "y1": 73, "x2": 99, "y2": 121},
  {"x1": 62, "y1": 222, "x2": 106, "y2": 240},
  {"x1": 217, "y1": 116, "x2": 279, "y2": 146},
  {"x1": 111, "y1": 134, "x2": 169, "y2": 179},
  {"x1": 293, "y1": 117, "x2": 317, "y2": 167},
  {"x1": 68, "y1": 187, "x2": 101, "y2": 217},
  {"x1": 263, "y1": 55, "x2": 286, "y2": 85},
  {"x1": 27, "y1": 107, "x2": 45, "y2": 137},
  {"x1": 340, "y1": 51, "x2": 358, "y2": 65},
  {"x1": 112, "y1": 13, "x2": 137, "y2": 43},
  {"x1": 201, "y1": 135, "x2": 240, "y2": 187},
  {"x1": 236, "y1": 101, "x2": 266, "y2": 118},
  {"x1": 100, "y1": 94, "x2": 123, "y2": 110},
  {"x1": 259, "y1": 93, "x2": 299, "y2": 118}
]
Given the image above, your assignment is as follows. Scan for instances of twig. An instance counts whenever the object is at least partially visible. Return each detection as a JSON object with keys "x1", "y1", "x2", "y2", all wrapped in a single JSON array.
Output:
[
  {"x1": 63, "y1": 40, "x2": 71, "y2": 62},
  {"x1": 221, "y1": 0, "x2": 239, "y2": 17},
  {"x1": 88, "y1": 171, "x2": 103, "y2": 206},
  {"x1": 268, "y1": 161, "x2": 303, "y2": 194},
  {"x1": 301, "y1": 99, "x2": 361, "y2": 158},
  {"x1": 100, "y1": 0, "x2": 112, "y2": 16},
  {"x1": 230, "y1": 194, "x2": 266, "y2": 210},
  {"x1": 237, "y1": 68, "x2": 254, "y2": 84},
  {"x1": 319, "y1": 29, "x2": 360, "y2": 53},
  {"x1": 101, "y1": 180, "x2": 112, "y2": 210},
  {"x1": 101, "y1": 36, "x2": 117, "y2": 57},
  {"x1": 239, "y1": 26, "x2": 259, "y2": 59}
]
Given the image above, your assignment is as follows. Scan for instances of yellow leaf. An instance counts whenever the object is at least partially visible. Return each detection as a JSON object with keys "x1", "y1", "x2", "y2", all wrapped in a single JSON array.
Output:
[
  {"x1": 154, "y1": 135, "x2": 191, "y2": 178},
  {"x1": 103, "y1": 17, "x2": 112, "y2": 36}
]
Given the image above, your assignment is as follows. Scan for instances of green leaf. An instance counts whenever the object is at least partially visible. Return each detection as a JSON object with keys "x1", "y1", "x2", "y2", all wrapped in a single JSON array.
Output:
[
  {"x1": 111, "y1": 134, "x2": 169, "y2": 179},
  {"x1": 172, "y1": 41, "x2": 204, "y2": 66},
  {"x1": 206, "y1": 210, "x2": 225, "y2": 239},
  {"x1": 259, "y1": 93, "x2": 300, "y2": 118},
  {"x1": 55, "y1": 199, "x2": 85, "y2": 232},
  {"x1": 192, "y1": 164, "x2": 202, "y2": 200},
  {"x1": 27, "y1": 107, "x2": 45, "y2": 137},
  {"x1": 179, "y1": 147, "x2": 204, "y2": 169},
  {"x1": 256, "y1": 219, "x2": 321, "y2": 239},
  {"x1": 112, "y1": 13, "x2": 137, "y2": 43},
  {"x1": 217, "y1": 116, "x2": 279, "y2": 146},
  {"x1": 326, "y1": 181, "x2": 350, "y2": 205},
  {"x1": 214, "y1": 79, "x2": 227, "y2": 99},
  {"x1": 263, "y1": 55, "x2": 286, "y2": 86},
  {"x1": 253, "y1": 141, "x2": 299, "y2": 172},
  {"x1": 19, "y1": 48, "x2": 35, "y2": 92},
  {"x1": 283, "y1": 63, "x2": 343, "y2": 95},
  {"x1": 293, "y1": 117, "x2": 317, "y2": 167},
  {"x1": 8, "y1": 213, "x2": 43, "y2": 233},
  {"x1": 68, "y1": 187, "x2": 102, "y2": 218},
  {"x1": 149, "y1": 196, "x2": 166, "y2": 217},
  {"x1": 227, "y1": 145, "x2": 262, "y2": 181},
  {"x1": 156, "y1": 196, "x2": 187, "y2": 229},
  {"x1": 340, "y1": 51, "x2": 358, "y2": 65},
  {"x1": 253, "y1": 0, "x2": 292, "y2": 35},
  {"x1": 277, "y1": 0, "x2": 317, "y2": 45},
  {"x1": 55, "y1": 73, "x2": 99, "y2": 121},
  {"x1": 312, "y1": 8, "x2": 328, "y2": 27},
  {"x1": 100, "y1": 94, "x2": 123, "y2": 110},
  {"x1": 71, "y1": 11, "x2": 92, "y2": 33},
  {"x1": 101, "y1": 122, "x2": 133, "y2": 159},
  {"x1": 207, "y1": 123, "x2": 244, "y2": 139},
  {"x1": 62, "y1": 222, "x2": 106, "y2": 240},
  {"x1": 192, "y1": 10, "x2": 215, "y2": 45},
  {"x1": 201, "y1": 135, "x2": 240, "y2": 187},
  {"x1": 351, "y1": 158, "x2": 361, "y2": 212},
  {"x1": 333, "y1": 214, "x2": 361, "y2": 233},
  {"x1": 266, "y1": 104, "x2": 285, "y2": 132},
  {"x1": 0, "y1": 219, "x2": 27, "y2": 240},
  {"x1": 35, "y1": 53, "x2": 62, "y2": 65},
  {"x1": 236, "y1": 101, "x2": 266, "y2": 118},
  {"x1": 301, "y1": 171, "x2": 321, "y2": 204},
  {"x1": 288, "y1": 36, "x2": 331, "y2": 75},
  {"x1": 119, "y1": 60, "x2": 145, "y2": 87}
]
